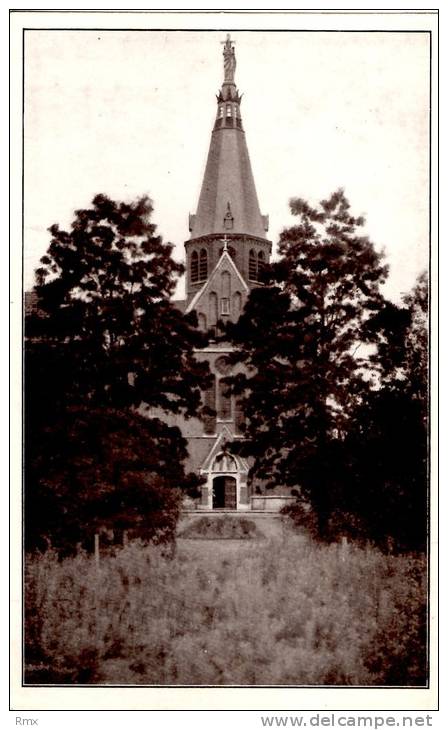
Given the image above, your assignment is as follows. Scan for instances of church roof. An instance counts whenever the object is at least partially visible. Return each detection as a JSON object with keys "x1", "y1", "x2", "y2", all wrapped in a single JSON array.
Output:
[{"x1": 189, "y1": 36, "x2": 268, "y2": 241}]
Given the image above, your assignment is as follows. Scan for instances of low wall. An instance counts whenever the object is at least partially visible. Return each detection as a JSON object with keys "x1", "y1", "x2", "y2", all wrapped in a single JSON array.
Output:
[
  {"x1": 250, "y1": 495, "x2": 296, "y2": 512},
  {"x1": 182, "y1": 495, "x2": 296, "y2": 513}
]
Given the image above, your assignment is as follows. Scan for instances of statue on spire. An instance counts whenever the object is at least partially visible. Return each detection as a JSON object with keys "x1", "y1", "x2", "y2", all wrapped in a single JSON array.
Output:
[{"x1": 223, "y1": 34, "x2": 236, "y2": 83}]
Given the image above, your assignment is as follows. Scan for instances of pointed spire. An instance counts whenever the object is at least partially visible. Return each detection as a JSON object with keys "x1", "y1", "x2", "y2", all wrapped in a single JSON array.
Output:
[{"x1": 188, "y1": 36, "x2": 268, "y2": 241}]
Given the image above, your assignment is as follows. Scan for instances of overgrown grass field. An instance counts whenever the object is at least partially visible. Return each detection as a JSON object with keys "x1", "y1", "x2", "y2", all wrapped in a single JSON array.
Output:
[{"x1": 25, "y1": 530, "x2": 427, "y2": 686}]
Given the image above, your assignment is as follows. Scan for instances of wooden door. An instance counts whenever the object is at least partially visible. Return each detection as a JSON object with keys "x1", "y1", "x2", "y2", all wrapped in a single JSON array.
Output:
[{"x1": 224, "y1": 477, "x2": 237, "y2": 510}]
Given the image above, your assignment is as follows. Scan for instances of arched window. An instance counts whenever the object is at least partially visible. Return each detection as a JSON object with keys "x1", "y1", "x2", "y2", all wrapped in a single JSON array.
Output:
[
  {"x1": 191, "y1": 250, "x2": 199, "y2": 283},
  {"x1": 257, "y1": 251, "x2": 266, "y2": 282},
  {"x1": 219, "y1": 106, "x2": 224, "y2": 118},
  {"x1": 226, "y1": 105, "x2": 232, "y2": 117},
  {"x1": 197, "y1": 313, "x2": 207, "y2": 332},
  {"x1": 221, "y1": 270, "x2": 231, "y2": 298},
  {"x1": 209, "y1": 292, "x2": 218, "y2": 325},
  {"x1": 233, "y1": 291, "x2": 242, "y2": 317},
  {"x1": 215, "y1": 356, "x2": 232, "y2": 375},
  {"x1": 203, "y1": 375, "x2": 216, "y2": 435},
  {"x1": 217, "y1": 379, "x2": 232, "y2": 420},
  {"x1": 249, "y1": 249, "x2": 257, "y2": 281},
  {"x1": 199, "y1": 249, "x2": 208, "y2": 280},
  {"x1": 235, "y1": 399, "x2": 245, "y2": 435}
]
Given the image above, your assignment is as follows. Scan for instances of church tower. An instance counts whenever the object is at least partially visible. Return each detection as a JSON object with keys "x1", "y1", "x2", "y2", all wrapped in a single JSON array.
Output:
[
  {"x1": 185, "y1": 35, "x2": 271, "y2": 328},
  {"x1": 182, "y1": 36, "x2": 271, "y2": 511}
]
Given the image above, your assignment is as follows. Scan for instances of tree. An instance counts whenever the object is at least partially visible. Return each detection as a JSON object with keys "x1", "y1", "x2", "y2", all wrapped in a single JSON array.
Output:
[
  {"x1": 227, "y1": 190, "x2": 389, "y2": 535},
  {"x1": 397, "y1": 270, "x2": 428, "y2": 401},
  {"x1": 27, "y1": 194, "x2": 209, "y2": 414},
  {"x1": 342, "y1": 272, "x2": 429, "y2": 551},
  {"x1": 25, "y1": 408, "x2": 191, "y2": 552},
  {"x1": 26, "y1": 195, "x2": 210, "y2": 550}
]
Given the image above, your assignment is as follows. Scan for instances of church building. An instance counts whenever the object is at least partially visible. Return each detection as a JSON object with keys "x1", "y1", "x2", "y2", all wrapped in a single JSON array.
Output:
[{"x1": 173, "y1": 36, "x2": 273, "y2": 511}]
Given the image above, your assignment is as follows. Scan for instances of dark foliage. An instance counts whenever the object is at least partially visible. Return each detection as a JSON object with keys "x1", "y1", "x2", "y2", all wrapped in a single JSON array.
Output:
[
  {"x1": 227, "y1": 191, "x2": 428, "y2": 549},
  {"x1": 227, "y1": 190, "x2": 388, "y2": 528},
  {"x1": 27, "y1": 194, "x2": 209, "y2": 414},
  {"x1": 25, "y1": 195, "x2": 210, "y2": 551},
  {"x1": 344, "y1": 272, "x2": 429, "y2": 551},
  {"x1": 344, "y1": 389, "x2": 428, "y2": 552},
  {"x1": 25, "y1": 407, "x2": 192, "y2": 552}
]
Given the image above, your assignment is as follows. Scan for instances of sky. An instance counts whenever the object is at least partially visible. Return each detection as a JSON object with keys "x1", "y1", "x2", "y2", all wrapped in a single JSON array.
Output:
[{"x1": 23, "y1": 29, "x2": 430, "y2": 302}]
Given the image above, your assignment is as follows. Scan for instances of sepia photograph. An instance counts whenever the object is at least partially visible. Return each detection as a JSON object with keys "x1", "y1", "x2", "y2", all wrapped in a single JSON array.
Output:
[{"x1": 11, "y1": 8, "x2": 437, "y2": 710}]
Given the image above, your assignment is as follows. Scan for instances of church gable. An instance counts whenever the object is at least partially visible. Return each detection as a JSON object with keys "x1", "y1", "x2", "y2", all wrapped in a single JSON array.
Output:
[
  {"x1": 186, "y1": 248, "x2": 249, "y2": 327},
  {"x1": 200, "y1": 425, "x2": 249, "y2": 474}
]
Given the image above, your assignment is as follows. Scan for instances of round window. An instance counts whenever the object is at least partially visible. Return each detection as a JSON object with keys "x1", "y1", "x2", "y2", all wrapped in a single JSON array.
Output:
[{"x1": 215, "y1": 356, "x2": 233, "y2": 375}]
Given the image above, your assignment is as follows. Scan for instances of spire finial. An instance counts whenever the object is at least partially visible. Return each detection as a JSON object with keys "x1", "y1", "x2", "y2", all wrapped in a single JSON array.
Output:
[{"x1": 222, "y1": 34, "x2": 236, "y2": 84}]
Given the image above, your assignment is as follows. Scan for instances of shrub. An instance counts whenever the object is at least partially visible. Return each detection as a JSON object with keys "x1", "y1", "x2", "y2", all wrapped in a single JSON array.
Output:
[
  {"x1": 280, "y1": 500, "x2": 319, "y2": 538},
  {"x1": 25, "y1": 534, "x2": 427, "y2": 686},
  {"x1": 25, "y1": 408, "x2": 190, "y2": 553},
  {"x1": 179, "y1": 515, "x2": 262, "y2": 540}
]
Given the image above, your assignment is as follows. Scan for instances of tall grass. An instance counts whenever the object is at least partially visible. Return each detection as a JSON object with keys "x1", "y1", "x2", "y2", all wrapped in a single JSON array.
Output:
[{"x1": 25, "y1": 534, "x2": 427, "y2": 685}]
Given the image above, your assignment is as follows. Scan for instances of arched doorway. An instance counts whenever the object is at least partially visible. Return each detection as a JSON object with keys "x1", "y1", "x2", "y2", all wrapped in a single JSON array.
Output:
[{"x1": 212, "y1": 476, "x2": 237, "y2": 509}]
